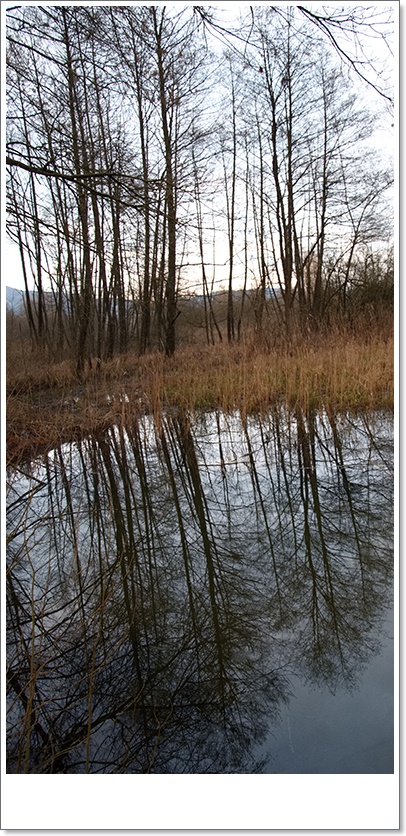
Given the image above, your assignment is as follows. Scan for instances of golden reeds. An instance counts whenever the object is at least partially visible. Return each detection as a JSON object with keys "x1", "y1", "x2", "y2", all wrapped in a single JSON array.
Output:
[{"x1": 6, "y1": 325, "x2": 394, "y2": 466}]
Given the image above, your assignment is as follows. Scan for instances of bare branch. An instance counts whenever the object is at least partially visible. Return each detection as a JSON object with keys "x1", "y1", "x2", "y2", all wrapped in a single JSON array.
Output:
[{"x1": 297, "y1": 5, "x2": 394, "y2": 105}]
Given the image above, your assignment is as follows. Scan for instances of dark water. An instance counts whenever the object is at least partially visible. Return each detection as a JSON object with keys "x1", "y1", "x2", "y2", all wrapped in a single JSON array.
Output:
[{"x1": 6, "y1": 407, "x2": 394, "y2": 773}]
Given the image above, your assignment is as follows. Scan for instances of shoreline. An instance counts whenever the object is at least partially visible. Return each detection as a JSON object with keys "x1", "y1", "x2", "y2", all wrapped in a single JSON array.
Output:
[{"x1": 6, "y1": 330, "x2": 394, "y2": 467}]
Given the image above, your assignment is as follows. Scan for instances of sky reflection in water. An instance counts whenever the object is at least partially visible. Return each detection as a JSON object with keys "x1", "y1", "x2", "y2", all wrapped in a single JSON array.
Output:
[{"x1": 6, "y1": 407, "x2": 394, "y2": 773}]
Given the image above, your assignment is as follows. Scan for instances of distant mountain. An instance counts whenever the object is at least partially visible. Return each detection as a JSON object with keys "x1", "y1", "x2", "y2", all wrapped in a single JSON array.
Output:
[
  {"x1": 6, "y1": 286, "x2": 25, "y2": 313},
  {"x1": 6, "y1": 286, "x2": 59, "y2": 315},
  {"x1": 6, "y1": 284, "x2": 282, "y2": 316}
]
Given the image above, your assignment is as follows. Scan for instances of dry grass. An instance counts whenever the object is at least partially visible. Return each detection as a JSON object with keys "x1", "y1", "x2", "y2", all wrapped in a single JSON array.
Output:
[{"x1": 6, "y1": 325, "x2": 394, "y2": 466}]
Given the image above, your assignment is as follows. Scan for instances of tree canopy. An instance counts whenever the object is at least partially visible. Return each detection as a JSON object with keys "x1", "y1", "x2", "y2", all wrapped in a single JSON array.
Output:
[{"x1": 6, "y1": 4, "x2": 394, "y2": 367}]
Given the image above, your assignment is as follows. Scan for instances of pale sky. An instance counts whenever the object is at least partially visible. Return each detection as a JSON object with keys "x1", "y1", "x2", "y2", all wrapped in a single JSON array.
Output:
[{"x1": 2, "y1": 1, "x2": 397, "y2": 294}]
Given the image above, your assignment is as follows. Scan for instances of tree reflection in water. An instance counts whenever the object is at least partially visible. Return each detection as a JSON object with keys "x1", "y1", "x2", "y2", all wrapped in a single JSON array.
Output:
[{"x1": 6, "y1": 408, "x2": 393, "y2": 773}]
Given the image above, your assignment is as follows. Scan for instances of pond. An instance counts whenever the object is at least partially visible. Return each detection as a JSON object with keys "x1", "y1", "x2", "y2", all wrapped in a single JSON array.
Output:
[{"x1": 6, "y1": 407, "x2": 394, "y2": 773}]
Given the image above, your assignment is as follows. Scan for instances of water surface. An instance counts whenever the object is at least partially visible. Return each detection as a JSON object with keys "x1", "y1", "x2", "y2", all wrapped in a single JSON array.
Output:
[{"x1": 6, "y1": 407, "x2": 394, "y2": 773}]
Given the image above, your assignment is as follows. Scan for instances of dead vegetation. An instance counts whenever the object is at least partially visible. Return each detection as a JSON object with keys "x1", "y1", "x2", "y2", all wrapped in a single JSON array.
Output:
[{"x1": 7, "y1": 318, "x2": 394, "y2": 467}]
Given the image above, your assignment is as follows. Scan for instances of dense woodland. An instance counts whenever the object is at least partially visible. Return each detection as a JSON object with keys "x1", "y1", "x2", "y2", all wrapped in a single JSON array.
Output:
[{"x1": 6, "y1": 4, "x2": 394, "y2": 374}]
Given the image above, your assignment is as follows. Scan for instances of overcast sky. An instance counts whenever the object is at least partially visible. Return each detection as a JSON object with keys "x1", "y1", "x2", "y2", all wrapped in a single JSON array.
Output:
[{"x1": 2, "y1": 1, "x2": 397, "y2": 293}]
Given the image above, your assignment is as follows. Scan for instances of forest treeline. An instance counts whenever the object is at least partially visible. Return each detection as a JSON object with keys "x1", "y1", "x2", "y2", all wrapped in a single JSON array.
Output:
[{"x1": 6, "y1": 5, "x2": 394, "y2": 374}]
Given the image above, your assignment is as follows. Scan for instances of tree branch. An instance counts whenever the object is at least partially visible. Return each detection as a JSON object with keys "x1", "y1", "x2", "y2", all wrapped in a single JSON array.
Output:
[
  {"x1": 297, "y1": 6, "x2": 394, "y2": 105},
  {"x1": 6, "y1": 155, "x2": 114, "y2": 181}
]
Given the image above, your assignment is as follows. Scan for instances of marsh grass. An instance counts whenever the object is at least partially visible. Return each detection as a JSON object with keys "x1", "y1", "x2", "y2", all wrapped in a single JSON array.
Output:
[{"x1": 6, "y1": 324, "x2": 394, "y2": 466}]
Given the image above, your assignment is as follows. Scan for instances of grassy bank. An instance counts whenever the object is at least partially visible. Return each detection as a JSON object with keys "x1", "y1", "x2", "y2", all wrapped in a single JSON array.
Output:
[{"x1": 6, "y1": 326, "x2": 393, "y2": 466}]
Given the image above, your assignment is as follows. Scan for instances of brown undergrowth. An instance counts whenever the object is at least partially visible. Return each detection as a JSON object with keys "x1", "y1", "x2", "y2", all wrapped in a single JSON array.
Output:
[{"x1": 6, "y1": 326, "x2": 394, "y2": 467}]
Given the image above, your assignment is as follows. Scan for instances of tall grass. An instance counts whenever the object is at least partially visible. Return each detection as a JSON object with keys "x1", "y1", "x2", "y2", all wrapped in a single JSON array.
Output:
[{"x1": 6, "y1": 321, "x2": 393, "y2": 466}]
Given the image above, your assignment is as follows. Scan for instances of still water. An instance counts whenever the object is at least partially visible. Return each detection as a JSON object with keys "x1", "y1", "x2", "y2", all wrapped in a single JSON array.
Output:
[{"x1": 6, "y1": 407, "x2": 394, "y2": 773}]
